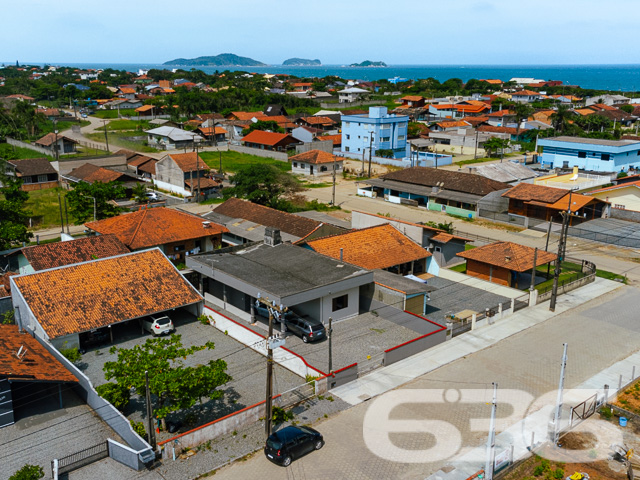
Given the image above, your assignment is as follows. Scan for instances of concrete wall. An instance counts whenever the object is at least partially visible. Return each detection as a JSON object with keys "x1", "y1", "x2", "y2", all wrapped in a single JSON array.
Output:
[
  {"x1": 610, "y1": 207, "x2": 640, "y2": 223},
  {"x1": 108, "y1": 439, "x2": 150, "y2": 471},
  {"x1": 228, "y1": 144, "x2": 289, "y2": 161},
  {"x1": 326, "y1": 363, "x2": 358, "y2": 389},
  {"x1": 295, "y1": 140, "x2": 334, "y2": 154},
  {"x1": 154, "y1": 178, "x2": 191, "y2": 197},
  {"x1": 384, "y1": 328, "x2": 447, "y2": 366},
  {"x1": 155, "y1": 156, "x2": 184, "y2": 192},
  {"x1": 55, "y1": 154, "x2": 128, "y2": 176},
  {"x1": 6, "y1": 137, "x2": 53, "y2": 157}
]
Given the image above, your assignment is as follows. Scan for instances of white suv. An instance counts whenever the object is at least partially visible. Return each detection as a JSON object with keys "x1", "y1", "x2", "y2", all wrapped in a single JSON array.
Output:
[{"x1": 142, "y1": 314, "x2": 174, "y2": 336}]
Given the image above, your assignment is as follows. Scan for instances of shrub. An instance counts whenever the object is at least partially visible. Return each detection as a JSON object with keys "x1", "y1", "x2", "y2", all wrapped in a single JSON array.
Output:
[
  {"x1": 60, "y1": 342, "x2": 82, "y2": 363},
  {"x1": 272, "y1": 406, "x2": 294, "y2": 424},
  {"x1": 130, "y1": 420, "x2": 147, "y2": 441},
  {"x1": 96, "y1": 382, "x2": 130, "y2": 411},
  {"x1": 2, "y1": 309, "x2": 15, "y2": 325},
  {"x1": 9, "y1": 464, "x2": 44, "y2": 480},
  {"x1": 198, "y1": 314, "x2": 210, "y2": 326}
]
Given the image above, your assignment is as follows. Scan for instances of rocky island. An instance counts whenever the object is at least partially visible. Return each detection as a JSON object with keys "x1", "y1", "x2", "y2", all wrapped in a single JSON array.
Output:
[
  {"x1": 163, "y1": 53, "x2": 266, "y2": 67},
  {"x1": 283, "y1": 58, "x2": 321, "y2": 66}
]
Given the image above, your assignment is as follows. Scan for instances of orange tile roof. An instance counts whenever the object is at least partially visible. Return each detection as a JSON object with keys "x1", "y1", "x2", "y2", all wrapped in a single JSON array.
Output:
[
  {"x1": 290, "y1": 150, "x2": 344, "y2": 165},
  {"x1": 589, "y1": 180, "x2": 640, "y2": 194},
  {"x1": 487, "y1": 109, "x2": 515, "y2": 117},
  {"x1": 512, "y1": 90, "x2": 540, "y2": 96},
  {"x1": 401, "y1": 95, "x2": 424, "y2": 102},
  {"x1": 454, "y1": 104, "x2": 489, "y2": 113},
  {"x1": 457, "y1": 241, "x2": 557, "y2": 272},
  {"x1": 21, "y1": 234, "x2": 129, "y2": 271},
  {"x1": 119, "y1": 87, "x2": 136, "y2": 94},
  {"x1": 502, "y1": 183, "x2": 568, "y2": 203},
  {"x1": 85, "y1": 207, "x2": 227, "y2": 250},
  {"x1": 34, "y1": 133, "x2": 77, "y2": 147},
  {"x1": 477, "y1": 125, "x2": 520, "y2": 135},
  {"x1": 167, "y1": 152, "x2": 207, "y2": 173},
  {"x1": 66, "y1": 163, "x2": 131, "y2": 183},
  {"x1": 574, "y1": 108, "x2": 595, "y2": 116},
  {"x1": 319, "y1": 134, "x2": 342, "y2": 146},
  {"x1": 548, "y1": 193, "x2": 602, "y2": 210},
  {"x1": 301, "y1": 116, "x2": 336, "y2": 126},
  {"x1": 0, "y1": 325, "x2": 78, "y2": 382},
  {"x1": 185, "y1": 177, "x2": 222, "y2": 189},
  {"x1": 306, "y1": 224, "x2": 431, "y2": 270},
  {"x1": 242, "y1": 130, "x2": 294, "y2": 146},
  {"x1": 480, "y1": 79, "x2": 503, "y2": 84},
  {"x1": 197, "y1": 126, "x2": 228, "y2": 136},
  {"x1": 231, "y1": 111, "x2": 268, "y2": 121},
  {"x1": 430, "y1": 104, "x2": 454, "y2": 110},
  {"x1": 135, "y1": 105, "x2": 155, "y2": 112},
  {"x1": 11, "y1": 249, "x2": 203, "y2": 338},
  {"x1": 351, "y1": 211, "x2": 471, "y2": 242},
  {"x1": 436, "y1": 120, "x2": 471, "y2": 129}
]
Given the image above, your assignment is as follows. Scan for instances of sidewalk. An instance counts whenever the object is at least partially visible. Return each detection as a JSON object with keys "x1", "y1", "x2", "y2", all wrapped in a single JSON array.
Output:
[{"x1": 330, "y1": 277, "x2": 623, "y2": 406}]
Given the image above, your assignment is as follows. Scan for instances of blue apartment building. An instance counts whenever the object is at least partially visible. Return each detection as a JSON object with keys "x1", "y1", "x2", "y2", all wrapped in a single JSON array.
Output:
[
  {"x1": 341, "y1": 107, "x2": 409, "y2": 159},
  {"x1": 539, "y1": 136, "x2": 640, "y2": 172}
]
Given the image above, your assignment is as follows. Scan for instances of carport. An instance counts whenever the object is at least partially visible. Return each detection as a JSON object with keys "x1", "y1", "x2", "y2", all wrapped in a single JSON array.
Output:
[
  {"x1": 0, "y1": 325, "x2": 78, "y2": 428},
  {"x1": 10, "y1": 249, "x2": 204, "y2": 351}
]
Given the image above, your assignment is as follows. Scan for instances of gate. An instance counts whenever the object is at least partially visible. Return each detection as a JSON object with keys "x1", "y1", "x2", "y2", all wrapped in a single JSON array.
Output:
[
  {"x1": 53, "y1": 441, "x2": 109, "y2": 476},
  {"x1": 358, "y1": 352, "x2": 385, "y2": 377},
  {"x1": 569, "y1": 393, "x2": 599, "y2": 428}
]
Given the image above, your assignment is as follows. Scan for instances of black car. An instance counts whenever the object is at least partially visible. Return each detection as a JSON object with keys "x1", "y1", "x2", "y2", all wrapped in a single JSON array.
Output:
[
  {"x1": 285, "y1": 316, "x2": 326, "y2": 343},
  {"x1": 264, "y1": 425, "x2": 324, "y2": 466},
  {"x1": 254, "y1": 301, "x2": 296, "y2": 324}
]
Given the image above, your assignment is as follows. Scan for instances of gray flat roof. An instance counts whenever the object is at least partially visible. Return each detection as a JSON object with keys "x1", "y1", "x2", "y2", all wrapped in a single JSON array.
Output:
[
  {"x1": 202, "y1": 211, "x2": 299, "y2": 243},
  {"x1": 544, "y1": 136, "x2": 640, "y2": 147},
  {"x1": 188, "y1": 242, "x2": 372, "y2": 301},
  {"x1": 373, "y1": 270, "x2": 437, "y2": 295}
]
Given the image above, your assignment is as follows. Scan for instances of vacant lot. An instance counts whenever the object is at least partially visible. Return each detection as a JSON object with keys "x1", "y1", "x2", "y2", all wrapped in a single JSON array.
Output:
[{"x1": 200, "y1": 150, "x2": 291, "y2": 173}]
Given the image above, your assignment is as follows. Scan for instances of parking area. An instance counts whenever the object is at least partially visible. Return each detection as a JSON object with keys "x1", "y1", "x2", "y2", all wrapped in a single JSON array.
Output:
[
  {"x1": 250, "y1": 306, "x2": 432, "y2": 373},
  {"x1": 568, "y1": 217, "x2": 640, "y2": 248},
  {"x1": 1, "y1": 388, "x2": 119, "y2": 480},
  {"x1": 79, "y1": 310, "x2": 303, "y2": 442},
  {"x1": 425, "y1": 276, "x2": 512, "y2": 324}
]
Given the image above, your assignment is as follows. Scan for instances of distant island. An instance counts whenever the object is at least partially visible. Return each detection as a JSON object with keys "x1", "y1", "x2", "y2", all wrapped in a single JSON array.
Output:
[
  {"x1": 163, "y1": 53, "x2": 266, "y2": 67},
  {"x1": 283, "y1": 58, "x2": 321, "y2": 66},
  {"x1": 350, "y1": 60, "x2": 387, "y2": 67}
]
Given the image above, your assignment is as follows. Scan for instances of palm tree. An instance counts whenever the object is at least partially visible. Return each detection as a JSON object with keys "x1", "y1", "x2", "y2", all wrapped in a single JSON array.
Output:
[{"x1": 550, "y1": 105, "x2": 572, "y2": 134}]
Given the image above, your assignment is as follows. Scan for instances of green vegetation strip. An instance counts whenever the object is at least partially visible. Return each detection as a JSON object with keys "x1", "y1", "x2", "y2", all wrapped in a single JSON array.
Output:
[{"x1": 200, "y1": 150, "x2": 291, "y2": 173}]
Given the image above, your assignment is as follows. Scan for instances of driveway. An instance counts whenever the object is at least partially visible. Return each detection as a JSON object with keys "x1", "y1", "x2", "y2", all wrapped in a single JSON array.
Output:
[
  {"x1": 79, "y1": 310, "x2": 303, "y2": 443},
  {"x1": 209, "y1": 285, "x2": 640, "y2": 480}
]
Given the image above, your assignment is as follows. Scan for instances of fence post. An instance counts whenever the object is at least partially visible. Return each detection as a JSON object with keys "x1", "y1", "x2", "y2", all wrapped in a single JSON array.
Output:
[
  {"x1": 52, "y1": 459, "x2": 59, "y2": 480},
  {"x1": 471, "y1": 314, "x2": 477, "y2": 330},
  {"x1": 498, "y1": 303, "x2": 503, "y2": 319},
  {"x1": 619, "y1": 374, "x2": 623, "y2": 391},
  {"x1": 510, "y1": 297, "x2": 515, "y2": 312},
  {"x1": 604, "y1": 384, "x2": 609, "y2": 404},
  {"x1": 633, "y1": 366, "x2": 636, "y2": 381}
]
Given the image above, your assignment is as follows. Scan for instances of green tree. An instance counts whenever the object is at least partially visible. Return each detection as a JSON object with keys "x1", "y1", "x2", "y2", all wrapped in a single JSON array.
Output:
[
  {"x1": 131, "y1": 183, "x2": 148, "y2": 203},
  {"x1": 9, "y1": 464, "x2": 44, "y2": 480},
  {"x1": 620, "y1": 104, "x2": 634, "y2": 114},
  {"x1": 66, "y1": 181, "x2": 125, "y2": 224},
  {"x1": 0, "y1": 165, "x2": 33, "y2": 249},
  {"x1": 224, "y1": 164, "x2": 301, "y2": 208},
  {"x1": 103, "y1": 335, "x2": 231, "y2": 423},
  {"x1": 242, "y1": 120, "x2": 284, "y2": 136},
  {"x1": 513, "y1": 103, "x2": 534, "y2": 138},
  {"x1": 483, "y1": 137, "x2": 509, "y2": 158},
  {"x1": 550, "y1": 105, "x2": 572, "y2": 134}
]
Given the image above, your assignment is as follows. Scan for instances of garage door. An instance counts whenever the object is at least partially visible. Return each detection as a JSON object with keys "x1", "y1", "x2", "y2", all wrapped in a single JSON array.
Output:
[{"x1": 0, "y1": 379, "x2": 14, "y2": 428}]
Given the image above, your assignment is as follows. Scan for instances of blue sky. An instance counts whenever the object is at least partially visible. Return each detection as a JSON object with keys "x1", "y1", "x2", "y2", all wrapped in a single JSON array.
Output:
[{"x1": 2, "y1": 0, "x2": 639, "y2": 65}]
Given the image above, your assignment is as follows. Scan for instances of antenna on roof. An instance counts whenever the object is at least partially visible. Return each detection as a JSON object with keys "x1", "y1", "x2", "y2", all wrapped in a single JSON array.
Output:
[{"x1": 15, "y1": 345, "x2": 27, "y2": 360}]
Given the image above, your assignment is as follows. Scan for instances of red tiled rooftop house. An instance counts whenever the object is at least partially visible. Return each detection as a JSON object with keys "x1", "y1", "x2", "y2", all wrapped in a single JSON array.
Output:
[{"x1": 241, "y1": 130, "x2": 301, "y2": 152}]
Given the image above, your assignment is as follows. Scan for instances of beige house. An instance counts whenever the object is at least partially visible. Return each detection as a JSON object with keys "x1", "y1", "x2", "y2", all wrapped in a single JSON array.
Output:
[{"x1": 290, "y1": 150, "x2": 344, "y2": 177}]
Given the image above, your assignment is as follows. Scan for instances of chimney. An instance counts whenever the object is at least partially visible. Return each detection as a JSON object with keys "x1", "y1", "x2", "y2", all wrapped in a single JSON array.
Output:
[{"x1": 264, "y1": 227, "x2": 282, "y2": 246}]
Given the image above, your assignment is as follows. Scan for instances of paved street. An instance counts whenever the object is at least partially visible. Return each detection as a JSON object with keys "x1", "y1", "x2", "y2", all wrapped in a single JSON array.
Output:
[
  {"x1": 210, "y1": 284, "x2": 640, "y2": 480},
  {"x1": 302, "y1": 181, "x2": 640, "y2": 284}
]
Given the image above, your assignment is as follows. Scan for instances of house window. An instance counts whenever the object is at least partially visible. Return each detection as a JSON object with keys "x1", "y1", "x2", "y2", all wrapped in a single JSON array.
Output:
[
  {"x1": 174, "y1": 245, "x2": 185, "y2": 252},
  {"x1": 321, "y1": 166, "x2": 327, "y2": 172},
  {"x1": 346, "y1": 134, "x2": 350, "y2": 140},
  {"x1": 345, "y1": 147, "x2": 350, "y2": 152},
  {"x1": 615, "y1": 204, "x2": 625, "y2": 209},
  {"x1": 601, "y1": 153, "x2": 611, "y2": 161},
  {"x1": 37, "y1": 174, "x2": 48, "y2": 183},
  {"x1": 332, "y1": 294, "x2": 348, "y2": 312},
  {"x1": 381, "y1": 137, "x2": 390, "y2": 142},
  {"x1": 578, "y1": 151, "x2": 587, "y2": 158},
  {"x1": 344, "y1": 122, "x2": 350, "y2": 127},
  {"x1": 22, "y1": 176, "x2": 33, "y2": 184},
  {"x1": 434, "y1": 246, "x2": 442, "y2": 253},
  {"x1": 398, "y1": 135, "x2": 406, "y2": 141},
  {"x1": 293, "y1": 162, "x2": 298, "y2": 168}
]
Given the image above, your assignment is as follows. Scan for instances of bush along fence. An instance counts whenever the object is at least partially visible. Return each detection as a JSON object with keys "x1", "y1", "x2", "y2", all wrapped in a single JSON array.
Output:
[{"x1": 537, "y1": 259, "x2": 596, "y2": 303}]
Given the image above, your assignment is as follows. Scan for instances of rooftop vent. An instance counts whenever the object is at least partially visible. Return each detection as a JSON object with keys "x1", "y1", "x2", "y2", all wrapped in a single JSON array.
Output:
[
  {"x1": 264, "y1": 227, "x2": 282, "y2": 247},
  {"x1": 202, "y1": 221, "x2": 211, "y2": 228}
]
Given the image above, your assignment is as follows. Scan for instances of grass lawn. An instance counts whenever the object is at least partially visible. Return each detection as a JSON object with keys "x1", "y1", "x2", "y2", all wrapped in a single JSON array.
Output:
[
  {"x1": 200, "y1": 150, "x2": 291, "y2": 173},
  {"x1": 0, "y1": 143, "x2": 54, "y2": 161},
  {"x1": 448, "y1": 263, "x2": 466, "y2": 273},
  {"x1": 560, "y1": 260, "x2": 627, "y2": 283},
  {"x1": 24, "y1": 188, "x2": 78, "y2": 229},
  {"x1": 455, "y1": 157, "x2": 498, "y2": 166},
  {"x1": 85, "y1": 131, "x2": 160, "y2": 153},
  {"x1": 464, "y1": 244, "x2": 476, "y2": 251},
  {"x1": 92, "y1": 110, "x2": 120, "y2": 119},
  {"x1": 97, "y1": 119, "x2": 151, "y2": 131}
]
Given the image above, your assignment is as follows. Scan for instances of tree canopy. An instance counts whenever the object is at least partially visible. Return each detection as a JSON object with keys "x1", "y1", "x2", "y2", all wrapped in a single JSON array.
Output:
[
  {"x1": 66, "y1": 181, "x2": 125, "y2": 224},
  {"x1": 103, "y1": 334, "x2": 231, "y2": 421},
  {"x1": 224, "y1": 164, "x2": 301, "y2": 209},
  {"x1": 0, "y1": 163, "x2": 32, "y2": 250}
]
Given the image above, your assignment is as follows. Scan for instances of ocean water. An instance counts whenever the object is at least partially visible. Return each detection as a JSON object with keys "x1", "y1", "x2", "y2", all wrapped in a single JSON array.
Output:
[{"x1": 13, "y1": 62, "x2": 640, "y2": 91}]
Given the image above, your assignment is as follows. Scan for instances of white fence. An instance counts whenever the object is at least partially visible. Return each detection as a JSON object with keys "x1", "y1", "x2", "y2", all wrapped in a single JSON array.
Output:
[
  {"x1": 228, "y1": 144, "x2": 289, "y2": 161},
  {"x1": 6, "y1": 137, "x2": 53, "y2": 157}
]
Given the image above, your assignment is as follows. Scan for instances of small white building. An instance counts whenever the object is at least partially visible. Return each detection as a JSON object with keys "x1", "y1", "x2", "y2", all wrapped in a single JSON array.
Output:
[
  {"x1": 338, "y1": 87, "x2": 369, "y2": 103},
  {"x1": 290, "y1": 150, "x2": 344, "y2": 177}
]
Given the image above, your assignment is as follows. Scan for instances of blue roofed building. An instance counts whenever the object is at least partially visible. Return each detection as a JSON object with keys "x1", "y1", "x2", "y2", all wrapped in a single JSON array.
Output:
[
  {"x1": 341, "y1": 107, "x2": 409, "y2": 159},
  {"x1": 538, "y1": 136, "x2": 640, "y2": 172}
]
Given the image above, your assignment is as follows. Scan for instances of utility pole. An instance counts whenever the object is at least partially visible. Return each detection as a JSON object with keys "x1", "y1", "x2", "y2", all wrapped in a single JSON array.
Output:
[
  {"x1": 54, "y1": 120, "x2": 59, "y2": 163},
  {"x1": 219, "y1": 150, "x2": 223, "y2": 175},
  {"x1": 474, "y1": 129, "x2": 479, "y2": 160},
  {"x1": 485, "y1": 382, "x2": 497, "y2": 480},
  {"x1": 145, "y1": 371, "x2": 157, "y2": 451},
  {"x1": 552, "y1": 343, "x2": 568, "y2": 445},
  {"x1": 195, "y1": 143, "x2": 201, "y2": 202},
  {"x1": 529, "y1": 247, "x2": 538, "y2": 291},
  {"x1": 102, "y1": 120, "x2": 109, "y2": 152},
  {"x1": 368, "y1": 132, "x2": 374, "y2": 178},
  {"x1": 549, "y1": 211, "x2": 567, "y2": 312},
  {"x1": 265, "y1": 309, "x2": 274, "y2": 438},
  {"x1": 328, "y1": 317, "x2": 333, "y2": 373},
  {"x1": 57, "y1": 192, "x2": 64, "y2": 234},
  {"x1": 332, "y1": 155, "x2": 337, "y2": 206}
]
